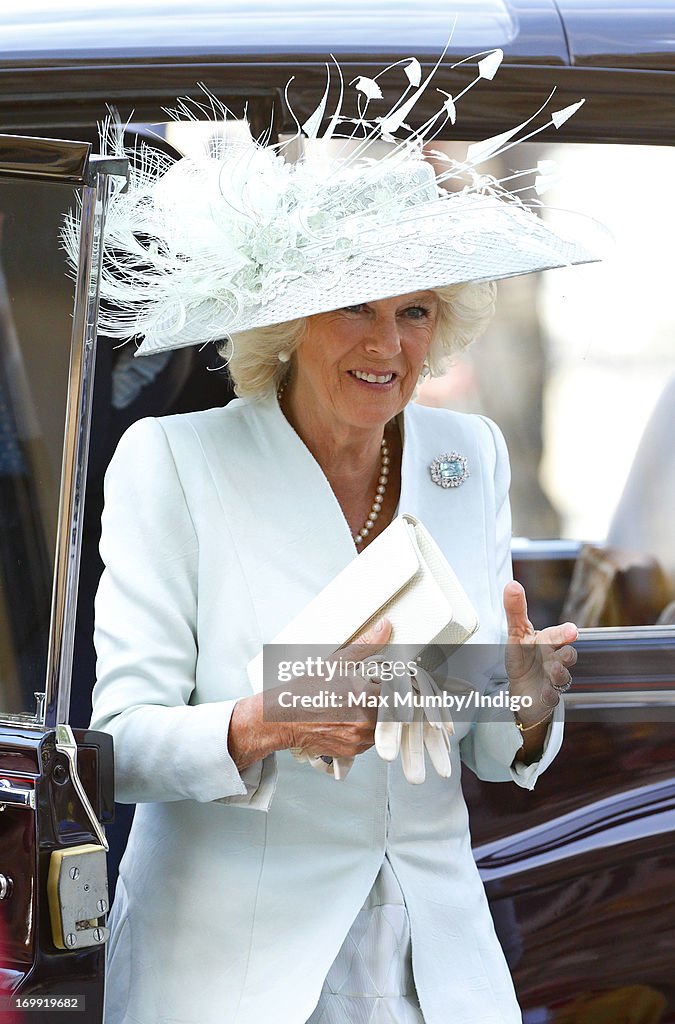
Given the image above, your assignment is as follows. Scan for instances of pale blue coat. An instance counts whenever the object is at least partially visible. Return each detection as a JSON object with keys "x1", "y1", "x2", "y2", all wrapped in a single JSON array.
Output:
[{"x1": 91, "y1": 393, "x2": 563, "y2": 1024}]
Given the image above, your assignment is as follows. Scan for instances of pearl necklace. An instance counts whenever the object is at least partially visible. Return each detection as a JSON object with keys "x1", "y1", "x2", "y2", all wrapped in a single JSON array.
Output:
[
  {"x1": 277, "y1": 378, "x2": 390, "y2": 546},
  {"x1": 354, "y1": 437, "x2": 389, "y2": 545}
]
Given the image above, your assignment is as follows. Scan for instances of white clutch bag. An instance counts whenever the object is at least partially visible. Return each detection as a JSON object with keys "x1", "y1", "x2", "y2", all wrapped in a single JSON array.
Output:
[{"x1": 246, "y1": 513, "x2": 478, "y2": 773}]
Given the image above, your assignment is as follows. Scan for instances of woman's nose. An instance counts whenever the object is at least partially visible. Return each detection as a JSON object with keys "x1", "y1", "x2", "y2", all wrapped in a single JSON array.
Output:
[{"x1": 363, "y1": 315, "x2": 401, "y2": 356}]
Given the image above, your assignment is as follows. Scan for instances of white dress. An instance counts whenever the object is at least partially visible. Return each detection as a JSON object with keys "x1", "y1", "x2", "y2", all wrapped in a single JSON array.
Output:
[{"x1": 307, "y1": 858, "x2": 424, "y2": 1024}]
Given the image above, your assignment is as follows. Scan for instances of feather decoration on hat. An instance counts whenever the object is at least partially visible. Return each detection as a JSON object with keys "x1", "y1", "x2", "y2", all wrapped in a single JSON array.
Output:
[{"x1": 62, "y1": 49, "x2": 605, "y2": 356}]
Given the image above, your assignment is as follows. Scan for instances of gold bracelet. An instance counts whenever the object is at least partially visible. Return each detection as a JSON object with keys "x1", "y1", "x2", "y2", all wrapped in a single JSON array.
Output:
[{"x1": 515, "y1": 709, "x2": 554, "y2": 733}]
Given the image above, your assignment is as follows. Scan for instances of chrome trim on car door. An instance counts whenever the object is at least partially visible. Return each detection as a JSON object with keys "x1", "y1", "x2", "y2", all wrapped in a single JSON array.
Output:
[
  {"x1": 0, "y1": 134, "x2": 91, "y2": 184},
  {"x1": 44, "y1": 165, "x2": 126, "y2": 729},
  {"x1": 578, "y1": 625, "x2": 675, "y2": 643},
  {"x1": 566, "y1": 690, "x2": 675, "y2": 708}
]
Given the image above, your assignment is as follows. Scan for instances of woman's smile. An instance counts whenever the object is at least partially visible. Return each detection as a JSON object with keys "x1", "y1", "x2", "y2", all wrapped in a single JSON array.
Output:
[{"x1": 347, "y1": 368, "x2": 398, "y2": 388}]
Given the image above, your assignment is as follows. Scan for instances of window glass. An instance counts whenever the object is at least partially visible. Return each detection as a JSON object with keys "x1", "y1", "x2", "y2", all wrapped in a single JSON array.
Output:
[{"x1": 0, "y1": 177, "x2": 74, "y2": 719}]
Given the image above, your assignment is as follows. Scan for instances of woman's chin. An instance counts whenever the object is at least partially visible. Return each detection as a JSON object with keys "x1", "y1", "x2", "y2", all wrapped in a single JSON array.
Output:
[
  {"x1": 339, "y1": 383, "x2": 409, "y2": 424},
  {"x1": 340, "y1": 401, "x2": 403, "y2": 430}
]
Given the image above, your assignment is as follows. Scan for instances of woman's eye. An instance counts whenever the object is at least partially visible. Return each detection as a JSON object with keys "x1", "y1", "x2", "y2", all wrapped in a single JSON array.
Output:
[
  {"x1": 342, "y1": 304, "x2": 365, "y2": 314},
  {"x1": 402, "y1": 305, "x2": 431, "y2": 320}
]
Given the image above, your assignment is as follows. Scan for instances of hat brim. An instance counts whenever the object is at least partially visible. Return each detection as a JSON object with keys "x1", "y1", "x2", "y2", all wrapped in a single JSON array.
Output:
[{"x1": 133, "y1": 195, "x2": 603, "y2": 356}]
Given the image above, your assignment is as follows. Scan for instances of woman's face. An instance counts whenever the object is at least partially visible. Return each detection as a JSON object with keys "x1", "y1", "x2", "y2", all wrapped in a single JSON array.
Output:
[{"x1": 290, "y1": 291, "x2": 439, "y2": 433}]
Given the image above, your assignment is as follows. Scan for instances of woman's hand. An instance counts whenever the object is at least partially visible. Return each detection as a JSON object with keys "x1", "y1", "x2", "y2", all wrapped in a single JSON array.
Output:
[
  {"x1": 503, "y1": 581, "x2": 577, "y2": 761},
  {"x1": 279, "y1": 619, "x2": 393, "y2": 760},
  {"x1": 228, "y1": 619, "x2": 392, "y2": 771}
]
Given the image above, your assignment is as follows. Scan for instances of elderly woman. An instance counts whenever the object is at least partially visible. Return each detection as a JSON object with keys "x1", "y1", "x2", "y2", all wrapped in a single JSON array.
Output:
[{"x1": 84, "y1": 61, "x2": 595, "y2": 1024}]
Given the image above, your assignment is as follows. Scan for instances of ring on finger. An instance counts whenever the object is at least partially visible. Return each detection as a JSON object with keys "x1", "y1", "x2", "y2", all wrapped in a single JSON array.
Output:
[{"x1": 552, "y1": 667, "x2": 573, "y2": 692}]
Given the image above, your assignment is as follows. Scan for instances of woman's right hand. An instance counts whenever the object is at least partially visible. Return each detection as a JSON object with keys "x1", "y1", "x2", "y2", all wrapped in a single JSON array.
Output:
[
  {"x1": 228, "y1": 619, "x2": 392, "y2": 771},
  {"x1": 284, "y1": 618, "x2": 393, "y2": 760}
]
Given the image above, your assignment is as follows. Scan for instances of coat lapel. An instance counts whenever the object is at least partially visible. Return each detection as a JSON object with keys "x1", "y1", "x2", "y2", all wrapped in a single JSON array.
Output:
[{"x1": 197, "y1": 394, "x2": 357, "y2": 641}]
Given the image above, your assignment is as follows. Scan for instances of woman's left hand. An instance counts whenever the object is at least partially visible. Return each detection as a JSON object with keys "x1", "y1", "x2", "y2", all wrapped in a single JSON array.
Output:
[{"x1": 503, "y1": 580, "x2": 578, "y2": 723}]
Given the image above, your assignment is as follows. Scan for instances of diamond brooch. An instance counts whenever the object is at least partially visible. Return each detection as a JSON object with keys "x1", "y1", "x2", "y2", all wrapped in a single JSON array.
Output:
[{"x1": 429, "y1": 452, "x2": 469, "y2": 489}]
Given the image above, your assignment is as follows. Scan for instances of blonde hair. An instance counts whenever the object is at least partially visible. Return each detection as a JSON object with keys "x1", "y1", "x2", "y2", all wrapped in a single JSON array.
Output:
[{"x1": 221, "y1": 280, "x2": 497, "y2": 399}]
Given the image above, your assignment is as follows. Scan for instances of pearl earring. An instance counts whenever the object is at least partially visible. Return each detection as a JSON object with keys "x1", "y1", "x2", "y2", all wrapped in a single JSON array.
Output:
[
  {"x1": 420, "y1": 362, "x2": 431, "y2": 380},
  {"x1": 278, "y1": 350, "x2": 291, "y2": 363}
]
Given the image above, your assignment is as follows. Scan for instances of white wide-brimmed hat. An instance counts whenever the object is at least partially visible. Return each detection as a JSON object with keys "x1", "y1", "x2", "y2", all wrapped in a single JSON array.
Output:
[{"x1": 64, "y1": 49, "x2": 606, "y2": 356}]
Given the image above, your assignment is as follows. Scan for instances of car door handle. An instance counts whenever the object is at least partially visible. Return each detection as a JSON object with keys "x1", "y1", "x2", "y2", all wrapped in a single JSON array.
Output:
[
  {"x1": 0, "y1": 778, "x2": 36, "y2": 810},
  {"x1": 55, "y1": 725, "x2": 109, "y2": 851}
]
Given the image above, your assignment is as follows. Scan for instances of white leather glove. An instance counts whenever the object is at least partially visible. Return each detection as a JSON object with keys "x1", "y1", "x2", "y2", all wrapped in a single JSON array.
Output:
[{"x1": 375, "y1": 667, "x2": 455, "y2": 784}]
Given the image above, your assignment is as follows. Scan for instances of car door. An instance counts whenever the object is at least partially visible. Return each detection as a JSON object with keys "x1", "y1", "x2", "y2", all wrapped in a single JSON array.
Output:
[{"x1": 0, "y1": 134, "x2": 125, "y2": 1023}]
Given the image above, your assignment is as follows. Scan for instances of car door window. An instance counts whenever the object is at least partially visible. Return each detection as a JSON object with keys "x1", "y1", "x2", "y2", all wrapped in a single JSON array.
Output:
[{"x1": 0, "y1": 175, "x2": 74, "y2": 721}]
